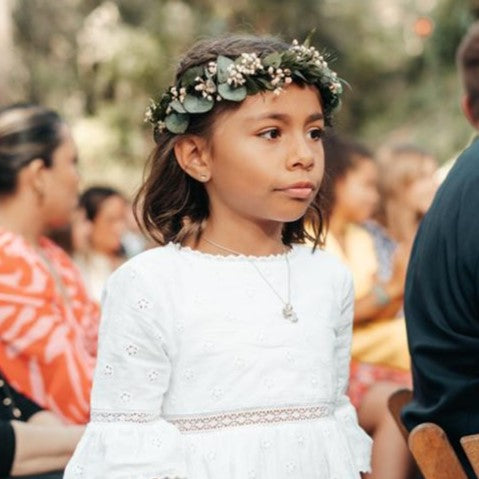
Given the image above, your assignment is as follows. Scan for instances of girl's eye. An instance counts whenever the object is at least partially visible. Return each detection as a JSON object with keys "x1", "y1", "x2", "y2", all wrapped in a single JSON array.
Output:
[
  {"x1": 308, "y1": 127, "x2": 324, "y2": 141},
  {"x1": 259, "y1": 128, "x2": 281, "y2": 140}
]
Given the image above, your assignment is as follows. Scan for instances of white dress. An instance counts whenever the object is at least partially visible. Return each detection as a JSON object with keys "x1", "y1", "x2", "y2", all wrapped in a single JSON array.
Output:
[{"x1": 65, "y1": 243, "x2": 372, "y2": 479}]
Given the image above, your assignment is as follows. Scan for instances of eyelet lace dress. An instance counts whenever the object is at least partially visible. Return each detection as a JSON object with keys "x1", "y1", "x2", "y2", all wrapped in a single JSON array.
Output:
[{"x1": 64, "y1": 243, "x2": 372, "y2": 479}]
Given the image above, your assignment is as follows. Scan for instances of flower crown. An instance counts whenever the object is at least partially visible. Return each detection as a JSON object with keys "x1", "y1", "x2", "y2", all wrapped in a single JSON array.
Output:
[{"x1": 145, "y1": 39, "x2": 343, "y2": 136}]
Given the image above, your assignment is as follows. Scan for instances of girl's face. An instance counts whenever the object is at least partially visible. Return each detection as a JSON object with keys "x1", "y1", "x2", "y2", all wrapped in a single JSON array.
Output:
[
  {"x1": 335, "y1": 157, "x2": 379, "y2": 223},
  {"x1": 205, "y1": 84, "x2": 325, "y2": 227},
  {"x1": 42, "y1": 126, "x2": 81, "y2": 228},
  {"x1": 90, "y1": 195, "x2": 128, "y2": 255},
  {"x1": 402, "y1": 157, "x2": 438, "y2": 216}
]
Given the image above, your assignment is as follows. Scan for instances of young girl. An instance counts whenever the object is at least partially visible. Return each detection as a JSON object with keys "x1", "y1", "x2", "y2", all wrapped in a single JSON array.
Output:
[{"x1": 65, "y1": 35, "x2": 372, "y2": 478}]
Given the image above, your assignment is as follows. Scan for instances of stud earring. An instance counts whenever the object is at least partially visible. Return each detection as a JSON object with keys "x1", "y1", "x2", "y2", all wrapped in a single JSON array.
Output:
[{"x1": 199, "y1": 174, "x2": 209, "y2": 182}]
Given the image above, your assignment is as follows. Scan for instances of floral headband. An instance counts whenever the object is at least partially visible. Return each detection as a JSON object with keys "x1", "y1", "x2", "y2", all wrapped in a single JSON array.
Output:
[{"x1": 145, "y1": 39, "x2": 343, "y2": 136}]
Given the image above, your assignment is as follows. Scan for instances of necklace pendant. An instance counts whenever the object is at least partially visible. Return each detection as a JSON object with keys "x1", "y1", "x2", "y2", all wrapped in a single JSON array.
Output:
[{"x1": 282, "y1": 303, "x2": 298, "y2": 322}]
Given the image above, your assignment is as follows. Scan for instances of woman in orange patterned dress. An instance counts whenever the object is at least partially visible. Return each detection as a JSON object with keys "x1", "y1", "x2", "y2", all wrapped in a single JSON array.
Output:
[{"x1": 0, "y1": 104, "x2": 99, "y2": 424}]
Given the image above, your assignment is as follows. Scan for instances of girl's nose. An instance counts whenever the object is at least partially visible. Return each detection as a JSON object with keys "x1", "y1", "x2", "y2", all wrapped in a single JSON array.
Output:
[{"x1": 287, "y1": 136, "x2": 316, "y2": 170}]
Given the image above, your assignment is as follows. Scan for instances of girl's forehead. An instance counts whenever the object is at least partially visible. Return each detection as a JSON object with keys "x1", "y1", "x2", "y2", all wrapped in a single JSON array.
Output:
[{"x1": 234, "y1": 83, "x2": 324, "y2": 120}]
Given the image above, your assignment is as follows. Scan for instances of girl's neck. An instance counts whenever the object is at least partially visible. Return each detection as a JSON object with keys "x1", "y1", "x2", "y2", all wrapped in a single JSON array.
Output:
[
  {"x1": 0, "y1": 197, "x2": 45, "y2": 246},
  {"x1": 192, "y1": 216, "x2": 285, "y2": 257},
  {"x1": 384, "y1": 200, "x2": 418, "y2": 243}
]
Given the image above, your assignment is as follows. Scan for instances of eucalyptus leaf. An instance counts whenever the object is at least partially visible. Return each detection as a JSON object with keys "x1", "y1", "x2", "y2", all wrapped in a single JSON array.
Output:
[
  {"x1": 181, "y1": 66, "x2": 204, "y2": 87},
  {"x1": 262, "y1": 52, "x2": 282, "y2": 68},
  {"x1": 165, "y1": 113, "x2": 189, "y2": 134},
  {"x1": 170, "y1": 99, "x2": 186, "y2": 113},
  {"x1": 183, "y1": 94, "x2": 214, "y2": 113},
  {"x1": 217, "y1": 55, "x2": 234, "y2": 83},
  {"x1": 217, "y1": 83, "x2": 247, "y2": 101}
]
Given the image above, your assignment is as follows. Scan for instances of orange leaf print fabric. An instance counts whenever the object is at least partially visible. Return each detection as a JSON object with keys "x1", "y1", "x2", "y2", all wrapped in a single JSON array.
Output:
[{"x1": 0, "y1": 230, "x2": 100, "y2": 424}]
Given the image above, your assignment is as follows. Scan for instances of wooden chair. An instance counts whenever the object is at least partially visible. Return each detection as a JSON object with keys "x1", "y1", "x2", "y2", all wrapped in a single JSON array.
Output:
[
  {"x1": 387, "y1": 388, "x2": 413, "y2": 442},
  {"x1": 461, "y1": 434, "x2": 479, "y2": 478},
  {"x1": 387, "y1": 388, "x2": 471, "y2": 479},
  {"x1": 409, "y1": 423, "x2": 468, "y2": 479}
]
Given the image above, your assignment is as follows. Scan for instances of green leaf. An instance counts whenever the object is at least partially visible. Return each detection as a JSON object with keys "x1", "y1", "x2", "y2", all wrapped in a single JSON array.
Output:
[
  {"x1": 181, "y1": 66, "x2": 204, "y2": 87},
  {"x1": 217, "y1": 83, "x2": 247, "y2": 101},
  {"x1": 170, "y1": 99, "x2": 186, "y2": 113},
  {"x1": 281, "y1": 51, "x2": 297, "y2": 63},
  {"x1": 183, "y1": 94, "x2": 214, "y2": 113},
  {"x1": 217, "y1": 55, "x2": 234, "y2": 83},
  {"x1": 262, "y1": 52, "x2": 281, "y2": 68},
  {"x1": 293, "y1": 70, "x2": 307, "y2": 82},
  {"x1": 303, "y1": 29, "x2": 316, "y2": 48},
  {"x1": 165, "y1": 113, "x2": 189, "y2": 134},
  {"x1": 244, "y1": 77, "x2": 260, "y2": 95},
  {"x1": 256, "y1": 77, "x2": 273, "y2": 90}
]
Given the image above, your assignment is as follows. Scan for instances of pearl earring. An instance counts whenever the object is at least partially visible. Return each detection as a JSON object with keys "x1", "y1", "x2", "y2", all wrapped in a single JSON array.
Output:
[{"x1": 200, "y1": 174, "x2": 208, "y2": 182}]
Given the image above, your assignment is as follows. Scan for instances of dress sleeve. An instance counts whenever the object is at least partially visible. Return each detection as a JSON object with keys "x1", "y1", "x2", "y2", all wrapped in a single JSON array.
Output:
[
  {"x1": 64, "y1": 263, "x2": 187, "y2": 479},
  {"x1": 333, "y1": 270, "x2": 372, "y2": 474}
]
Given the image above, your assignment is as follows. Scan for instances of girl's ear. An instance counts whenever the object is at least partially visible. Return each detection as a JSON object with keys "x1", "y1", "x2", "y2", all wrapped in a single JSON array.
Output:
[{"x1": 174, "y1": 135, "x2": 211, "y2": 183}]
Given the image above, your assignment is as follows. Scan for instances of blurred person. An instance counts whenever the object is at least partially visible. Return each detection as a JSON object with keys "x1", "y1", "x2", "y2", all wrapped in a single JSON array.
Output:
[
  {"x1": 75, "y1": 186, "x2": 127, "y2": 301},
  {"x1": 0, "y1": 371, "x2": 83, "y2": 479},
  {"x1": 322, "y1": 133, "x2": 414, "y2": 479},
  {"x1": 47, "y1": 203, "x2": 92, "y2": 257},
  {"x1": 323, "y1": 134, "x2": 411, "y2": 370},
  {"x1": 0, "y1": 104, "x2": 99, "y2": 424},
  {"x1": 367, "y1": 144, "x2": 439, "y2": 285},
  {"x1": 401, "y1": 21, "x2": 479, "y2": 478},
  {"x1": 120, "y1": 201, "x2": 149, "y2": 259}
]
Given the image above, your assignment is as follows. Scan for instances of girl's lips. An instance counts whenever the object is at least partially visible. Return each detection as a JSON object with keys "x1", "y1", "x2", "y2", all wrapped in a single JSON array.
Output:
[{"x1": 279, "y1": 186, "x2": 315, "y2": 199}]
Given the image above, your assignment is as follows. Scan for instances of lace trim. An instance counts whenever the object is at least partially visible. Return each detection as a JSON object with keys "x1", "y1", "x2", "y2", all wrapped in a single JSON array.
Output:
[
  {"x1": 165, "y1": 404, "x2": 333, "y2": 432},
  {"x1": 90, "y1": 410, "x2": 160, "y2": 423},
  {"x1": 170, "y1": 242, "x2": 301, "y2": 262}
]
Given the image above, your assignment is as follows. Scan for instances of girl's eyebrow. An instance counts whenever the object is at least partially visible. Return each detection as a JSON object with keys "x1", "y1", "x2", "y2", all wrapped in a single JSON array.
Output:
[{"x1": 246, "y1": 112, "x2": 324, "y2": 124}]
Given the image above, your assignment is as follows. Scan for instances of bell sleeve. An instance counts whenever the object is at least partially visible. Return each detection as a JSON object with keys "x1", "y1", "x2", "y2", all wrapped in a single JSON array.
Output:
[{"x1": 64, "y1": 262, "x2": 187, "y2": 479}]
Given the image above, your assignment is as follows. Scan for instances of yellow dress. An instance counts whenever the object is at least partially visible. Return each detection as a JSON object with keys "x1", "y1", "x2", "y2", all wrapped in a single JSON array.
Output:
[{"x1": 324, "y1": 225, "x2": 410, "y2": 371}]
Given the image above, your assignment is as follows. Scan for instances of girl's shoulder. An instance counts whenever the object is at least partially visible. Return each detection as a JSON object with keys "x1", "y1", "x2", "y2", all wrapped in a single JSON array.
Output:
[
  {"x1": 294, "y1": 244, "x2": 352, "y2": 283},
  {"x1": 110, "y1": 243, "x2": 180, "y2": 280}
]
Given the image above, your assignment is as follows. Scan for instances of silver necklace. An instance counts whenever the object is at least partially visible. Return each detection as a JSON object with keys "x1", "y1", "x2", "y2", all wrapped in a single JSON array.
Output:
[{"x1": 202, "y1": 237, "x2": 298, "y2": 322}]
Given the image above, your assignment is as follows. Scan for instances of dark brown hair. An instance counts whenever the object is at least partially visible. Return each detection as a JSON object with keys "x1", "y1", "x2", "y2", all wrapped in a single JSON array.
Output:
[
  {"x1": 0, "y1": 104, "x2": 64, "y2": 196},
  {"x1": 80, "y1": 185, "x2": 124, "y2": 222},
  {"x1": 135, "y1": 35, "x2": 332, "y2": 248},
  {"x1": 457, "y1": 21, "x2": 479, "y2": 121},
  {"x1": 321, "y1": 131, "x2": 374, "y2": 223}
]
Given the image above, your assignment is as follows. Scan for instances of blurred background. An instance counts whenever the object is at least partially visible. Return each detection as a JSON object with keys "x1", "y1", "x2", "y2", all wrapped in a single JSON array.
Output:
[{"x1": 1, "y1": 0, "x2": 477, "y2": 194}]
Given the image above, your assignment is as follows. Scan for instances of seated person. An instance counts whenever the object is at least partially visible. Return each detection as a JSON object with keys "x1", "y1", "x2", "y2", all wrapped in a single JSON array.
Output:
[
  {"x1": 0, "y1": 104, "x2": 99, "y2": 424},
  {"x1": 0, "y1": 371, "x2": 83, "y2": 478}
]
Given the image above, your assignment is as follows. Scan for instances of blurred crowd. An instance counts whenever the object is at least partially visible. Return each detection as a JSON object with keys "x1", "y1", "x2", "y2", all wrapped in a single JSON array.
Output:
[{"x1": 0, "y1": 103, "x2": 441, "y2": 478}]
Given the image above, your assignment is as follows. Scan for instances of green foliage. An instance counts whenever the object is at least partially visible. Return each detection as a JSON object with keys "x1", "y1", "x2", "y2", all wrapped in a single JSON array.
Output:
[{"x1": 2, "y1": 0, "x2": 478, "y2": 192}]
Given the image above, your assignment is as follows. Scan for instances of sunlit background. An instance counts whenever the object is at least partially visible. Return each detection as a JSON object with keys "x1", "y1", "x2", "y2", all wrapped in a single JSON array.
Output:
[{"x1": 0, "y1": 0, "x2": 476, "y2": 195}]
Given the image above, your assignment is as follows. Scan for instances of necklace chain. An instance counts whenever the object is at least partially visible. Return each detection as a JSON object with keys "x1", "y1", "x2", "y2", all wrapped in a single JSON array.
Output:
[{"x1": 202, "y1": 237, "x2": 298, "y2": 322}]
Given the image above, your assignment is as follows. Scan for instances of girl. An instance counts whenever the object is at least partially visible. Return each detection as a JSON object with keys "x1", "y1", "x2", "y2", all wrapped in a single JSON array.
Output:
[
  {"x1": 0, "y1": 104, "x2": 99, "y2": 425},
  {"x1": 65, "y1": 35, "x2": 372, "y2": 478}
]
